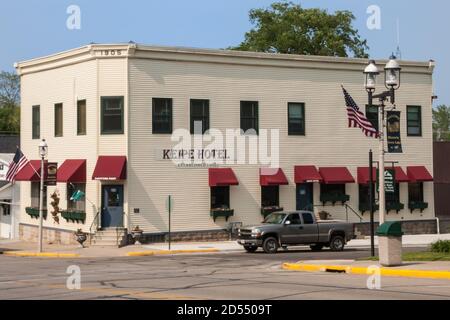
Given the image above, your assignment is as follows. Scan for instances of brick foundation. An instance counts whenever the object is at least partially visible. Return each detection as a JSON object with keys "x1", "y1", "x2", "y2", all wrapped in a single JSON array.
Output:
[
  {"x1": 19, "y1": 224, "x2": 79, "y2": 245},
  {"x1": 136, "y1": 229, "x2": 231, "y2": 244},
  {"x1": 354, "y1": 219, "x2": 440, "y2": 236}
]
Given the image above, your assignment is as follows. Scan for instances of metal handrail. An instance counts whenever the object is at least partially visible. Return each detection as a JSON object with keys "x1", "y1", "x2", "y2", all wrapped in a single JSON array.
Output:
[
  {"x1": 89, "y1": 211, "x2": 100, "y2": 246},
  {"x1": 344, "y1": 204, "x2": 363, "y2": 223}
]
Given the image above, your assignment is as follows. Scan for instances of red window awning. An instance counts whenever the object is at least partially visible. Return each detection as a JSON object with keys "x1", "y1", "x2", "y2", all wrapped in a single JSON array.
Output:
[
  {"x1": 393, "y1": 167, "x2": 409, "y2": 183},
  {"x1": 209, "y1": 168, "x2": 239, "y2": 187},
  {"x1": 92, "y1": 156, "x2": 127, "y2": 181},
  {"x1": 357, "y1": 167, "x2": 377, "y2": 185},
  {"x1": 260, "y1": 168, "x2": 289, "y2": 186},
  {"x1": 319, "y1": 167, "x2": 355, "y2": 184},
  {"x1": 14, "y1": 160, "x2": 43, "y2": 182},
  {"x1": 294, "y1": 166, "x2": 322, "y2": 184},
  {"x1": 407, "y1": 166, "x2": 433, "y2": 182},
  {"x1": 57, "y1": 160, "x2": 86, "y2": 183}
]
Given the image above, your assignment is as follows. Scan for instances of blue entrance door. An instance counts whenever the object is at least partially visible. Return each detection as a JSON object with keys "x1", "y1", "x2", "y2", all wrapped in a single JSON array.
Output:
[
  {"x1": 101, "y1": 185, "x2": 124, "y2": 228},
  {"x1": 297, "y1": 183, "x2": 314, "y2": 211}
]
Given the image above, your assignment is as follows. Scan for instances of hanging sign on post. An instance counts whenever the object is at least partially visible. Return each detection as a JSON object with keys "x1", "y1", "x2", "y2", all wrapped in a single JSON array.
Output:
[{"x1": 387, "y1": 111, "x2": 403, "y2": 153}]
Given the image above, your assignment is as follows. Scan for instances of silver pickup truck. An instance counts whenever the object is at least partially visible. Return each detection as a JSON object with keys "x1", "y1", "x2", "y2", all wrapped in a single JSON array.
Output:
[{"x1": 237, "y1": 211, "x2": 355, "y2": 253}]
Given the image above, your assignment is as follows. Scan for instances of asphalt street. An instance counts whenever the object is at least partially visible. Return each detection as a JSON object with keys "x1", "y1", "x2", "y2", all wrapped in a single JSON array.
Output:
[{"x1": 0, "y1": 247, "x2": 449, "y2": 300}]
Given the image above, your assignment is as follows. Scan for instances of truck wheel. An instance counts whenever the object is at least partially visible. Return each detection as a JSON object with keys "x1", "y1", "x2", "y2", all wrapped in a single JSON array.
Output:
[
  {"x1": 310, "y1": 244, "x2": 324, "y2": 251},
  {"x1": 262, "y1": 237, "x2": 279, "y2": 254},
  {"x1": 329, "y1": 235, "x2": 345, "y2": 252},
  {"x1": 244, "y1": 246, "x2": 258, "y2": 253}
]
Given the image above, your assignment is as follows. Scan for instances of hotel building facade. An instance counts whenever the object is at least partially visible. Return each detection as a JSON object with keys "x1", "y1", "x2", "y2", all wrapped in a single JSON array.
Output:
[{"x1": 14, "y1": 44, "x2": 436, "y2": 244}]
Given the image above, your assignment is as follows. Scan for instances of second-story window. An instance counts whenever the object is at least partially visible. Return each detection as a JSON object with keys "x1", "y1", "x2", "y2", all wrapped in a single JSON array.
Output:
[
  {"x1": 77, "y1": 100, "x2": 86, "y2": 135},
  {"x1": 407, "y1": 106, "x2": 422, "y2": 136},
  {"x1": 32, "y1": 105, "x2": 40, "y2": 140},
  {"x1": 190, "y1": 99, "x2": 209, "y2": 134},
  {"x1": 152, "y1": 98, "x2": 173, "y2": 134},
  {"x1": 54, "y1": 103, "x2": 63, "y2": 137},
  {"x1": 365, "y1": 105, "x2": 379, "y2": 131},
  {"x1": 240, "y1": 101, "x2": 259, "y2": 134},
  {"x1": 101, "y1": 97, "x2": 124, "y2": 135},
  {"x1": 288, "y1": 102, "x2": 305, "y2": 135}
]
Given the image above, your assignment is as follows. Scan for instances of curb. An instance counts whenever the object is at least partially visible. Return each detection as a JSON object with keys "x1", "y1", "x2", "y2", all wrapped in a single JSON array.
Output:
[
  {"x1": 282, "y1": 263, "x2": 450, "y2": 280},
  {"x1": 2, "y1": 251, "x2": 80, "y2": 258},
  {"x1": 127, "y1": 249, "x2": 220, "y2": 256}
]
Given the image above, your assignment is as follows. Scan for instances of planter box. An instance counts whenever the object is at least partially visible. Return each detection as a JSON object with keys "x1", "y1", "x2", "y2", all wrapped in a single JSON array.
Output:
[
  {"x1": 25, "y1": 207, "x2": 47, "y2": 220},
  {"x1": 61, "y1": 211, "x2": 86, "y2": 223},
  {"x1": 210, "y1": 209, "x2": 234, "y2": 222},
  {"x1": 261, "y1": 207, "x2": 283, "y2": 218},
  {"x1": 320, "y1": 194, "x2": 350, "y2": 206},
  {"x1": 386, "y1": 202, "x2": 405, "y2": 214},
  {"x1": 359, "y1": 203, "x2": 379, "y2": 214},
  {"x1": 409, "y1": 201, "x2": 428, "y2": 213}
]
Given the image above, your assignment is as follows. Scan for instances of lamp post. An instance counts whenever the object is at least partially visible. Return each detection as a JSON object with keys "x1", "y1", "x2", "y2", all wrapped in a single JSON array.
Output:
[
  {"x1": 38, "y1": 139, "x2": 48, "y2": 253},
  {"x1": 364, "y1": 56, "x2": 401, "y2": 226}
]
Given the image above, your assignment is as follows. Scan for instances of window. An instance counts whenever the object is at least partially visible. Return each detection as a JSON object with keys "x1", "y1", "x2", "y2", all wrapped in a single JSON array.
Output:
[
  {"x1": 211, "y1": 186, "x2": 230, "y2": 209},
  {"x1": 321, "y1": 184, "x2": 346, "y2": 196},
  {"x1": 386, "y1": 183, "x2": 400, "y2": 204},
  {"x1": 261, "y1": 186, "x2": 279, "y2": 207},
  {"x1": 365, "y1": 105, "x2": 379, "y2": 131},
  {"x1": 31, "y1": 182, "x2": 47, "y2": 210},
  {"x1": 409, "y1": 182, "x2": 424, "y2": 203},
  {"x1": 359, "y1": 184, "x2": 371, "y2": 206},
  {"x1": 288, "y1": 103, "x2": 305, "y2": 135},
  {"x1": 32, "y1": 105, "x2": 40, "y2": 140},
  {"x1": 302, "y1": 212, "x2": 314, "y2": 225},
  {"x1": 152, "y1": 98, "x2": 173, "y2": 134},
  {"x1": 240, "y1": 101, "x2": 259, "y2": 134},
  {"x1": 77, "y1": 100, "x2": 86, "y2": 135},
  {"x1": 190, "y1": 99, "x2": 210, "y2": 134},
  {"x1": 286, "y1": 213, "x2": 301, "y2": 225},
  {"x1": 1, "y1": 201, "x2": 11, "y2": 216},
  {"x1": 54, "y1": 103, "x2": 63, "y2": 137},
  {"x1": 101, "y1": 97, "x2": 124, "y2": 134},
  {"x1": 407, "y1": 106, "x2": 422, "y2": 136},
  {"x1": 67, "y1": 183, "x2": 86, "y2": 212}
]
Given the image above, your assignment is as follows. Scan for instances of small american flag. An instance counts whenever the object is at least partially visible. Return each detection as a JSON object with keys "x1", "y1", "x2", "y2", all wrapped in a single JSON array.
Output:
[
  {"x1": 342, "y1": 87, "x2": 379, "y2": 138},
  {"x1": 6, "y1": 148, "x2": 28, "y2": 182}
]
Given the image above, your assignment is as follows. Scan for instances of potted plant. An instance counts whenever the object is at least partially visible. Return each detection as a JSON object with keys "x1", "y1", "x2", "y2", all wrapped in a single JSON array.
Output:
[
  {"x1": 131, "y1": 226, "x2": 144, "y2": 245},
  {"x1": 74, "y1": 229, "x2": 87, "y2": 248},
  {"x1": 318, "y1": 211, "x2": 332, "y2": 220}
]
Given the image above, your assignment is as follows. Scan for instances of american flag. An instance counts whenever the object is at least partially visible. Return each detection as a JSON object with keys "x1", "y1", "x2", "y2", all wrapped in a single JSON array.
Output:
[
  {"x1": 342, "y1": 87, "x2": 379, "y2": 138},
  {"x1": 6, "y1": 148, "x2": 28, "y2": 182}
]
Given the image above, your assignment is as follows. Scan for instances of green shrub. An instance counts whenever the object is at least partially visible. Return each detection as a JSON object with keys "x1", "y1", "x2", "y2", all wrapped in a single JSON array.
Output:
[{"x1": 430, "y1": 240, "x2": 450, "y2": 253}]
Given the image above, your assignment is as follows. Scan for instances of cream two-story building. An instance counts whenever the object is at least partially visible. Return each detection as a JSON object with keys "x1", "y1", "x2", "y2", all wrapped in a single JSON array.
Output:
[{"x1": 15, "y1": 44, "x2": 436, "y2": 244}]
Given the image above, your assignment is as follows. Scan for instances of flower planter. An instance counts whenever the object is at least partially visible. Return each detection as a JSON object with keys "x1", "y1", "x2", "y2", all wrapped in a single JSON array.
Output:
[
  {"x1": 386, "y1": 202, "x2": 405, "y2": 214},
  {"x1": 261, "y1": 207, "x2": 283, "y2": 218},
  {"x1": 210, "y1": 209, "x2": 234, "y2": 222},
  {"x1": 320, "y1": 194, "x2": 350, "y2": 206},
  {"x1": 25, "y1": 207, "x2": 47, "y2": 220},
  {"x1": 131, "y1": 227, "x2": 144, "y2": 245},
  {"x1": 409, "y1": 201, "x2": 428, "y2": 213},
  {"x1": 75, "y1": 232, "x2": 87, "y2": 248},
  {"x1": 61, "y1": 211, "x2": 86, "y2": 223},
  {"x1": 359, "y1": 203, "x2": 380, "y2": 214}
]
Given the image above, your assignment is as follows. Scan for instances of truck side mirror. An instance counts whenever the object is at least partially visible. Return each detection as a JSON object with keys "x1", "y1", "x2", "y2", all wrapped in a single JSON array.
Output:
[{"x1": 285, "y1": 220, "x2": 291, "y2": 225}]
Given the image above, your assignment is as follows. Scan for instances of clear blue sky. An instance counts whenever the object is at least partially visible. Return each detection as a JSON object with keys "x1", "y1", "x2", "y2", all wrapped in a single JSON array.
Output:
[{"x1": 0, "y1": 0, "x2": 448, "y2": 105}]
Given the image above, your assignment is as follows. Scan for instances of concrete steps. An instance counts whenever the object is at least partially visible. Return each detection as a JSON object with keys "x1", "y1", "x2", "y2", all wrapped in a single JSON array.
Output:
[{"x1": 90, "y1": 228, "x2": 128, "y2": 247}]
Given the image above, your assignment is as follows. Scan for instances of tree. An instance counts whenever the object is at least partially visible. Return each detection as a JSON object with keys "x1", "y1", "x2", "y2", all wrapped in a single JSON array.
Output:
[
  {"x1": 433, "y1": 105, "x2": 450, "y2": 141},
  {"x1": 230, "y1": 2, "x2": 369, "y2": 58},
  {"x1": 0, "y1": 71, "x2": 20, "y2": 134}
]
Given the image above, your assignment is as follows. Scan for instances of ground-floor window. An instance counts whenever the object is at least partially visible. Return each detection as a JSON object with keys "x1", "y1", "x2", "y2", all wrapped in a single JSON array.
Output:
[
  {"x1": 261, "y1": 186, "x2": 279, "y2": 207},
  {"x1": 321, "y1": 184, "x2": 346, "y2": 197},
  {"x1": 409, "y1": 182, "x2": 424, "y2": 203},
  {"x1": 211, "y1": 187, "x2": 230, "y2": 209},
  {"x1": 31, "y1": 182, "x2": 47, "y2": 210},
  {"x1": 385, "y1": 183, "x2": 401, "y2": 204},
  {"x1": 67, "y1": 183, "x2": 86, "y2": 211},
  {"x1": 359, "y1": 184, "x2": 371, "y2": 205},
  {"x1": 1, "y1": 200, "x2": 10, "y2": 215}
]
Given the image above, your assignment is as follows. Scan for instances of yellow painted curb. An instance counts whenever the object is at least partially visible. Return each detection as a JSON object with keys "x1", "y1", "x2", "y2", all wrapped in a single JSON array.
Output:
[
  {"x1": 3, "y1": 251, "x2": 80, "y2": 258},
  {"x1": 282, "y1": 263, "x2": 450, "y2": 280},
  {"x1": 127, "y1": 249, "x2": 219, "y2": 257}
]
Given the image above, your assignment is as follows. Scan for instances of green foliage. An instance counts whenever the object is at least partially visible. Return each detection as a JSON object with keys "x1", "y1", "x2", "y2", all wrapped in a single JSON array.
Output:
[
  {"x1": 430, "y1": 240, "x2": 450, "y2": 253},
  {"x1": 230, "y1": 1, "x2": 369, "y2": 58},
  {"x1": 433, "y1": 105, "x2": 450, "y2": 141},
  {"x1": 0, "y1": 71, "x2": 20, "y2": 134}
]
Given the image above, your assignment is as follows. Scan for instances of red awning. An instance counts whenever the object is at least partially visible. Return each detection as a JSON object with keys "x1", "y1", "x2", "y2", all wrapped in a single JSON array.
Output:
[
  {"x1": 14, "y1": 160, "x2": 43, "y2": 182},
  {"x1": 357, "y1": 167, "x2": 377, "y2": 185},
  {"x1": 319, "y1": 167, "x2": 355, "y2": 184},
  {"x1": 260, "y1": 168, "x2": 289, "y2": 186},
  {"x1": 407, "y1": 166, "x2": 433, "y2": 182},
  {"x1": 393, "y1": 167, "x2": 409, "y2": 183},
  {"x1": 92, "y1": 156, "x2": 127, "y2": 181},
  {"x1": 294, "y1": 166, "x2": 322, "y2": 184},
  {"x1": 209, "y1": 168, "x2": 239, "y2": 187},
  {"x1": 57, "y1": 160, "x2": 86, "y2": 183}
]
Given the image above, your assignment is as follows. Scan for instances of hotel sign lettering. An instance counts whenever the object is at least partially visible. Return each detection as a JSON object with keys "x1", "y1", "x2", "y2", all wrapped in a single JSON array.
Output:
[{"x1": 157, "y1": 149, "x2": 231, "y2": 161}]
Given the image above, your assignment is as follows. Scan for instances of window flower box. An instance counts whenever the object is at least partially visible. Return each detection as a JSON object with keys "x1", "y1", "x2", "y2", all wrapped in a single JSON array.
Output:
[
  {"x1": 409, "y1": 201, "x2": 428, "y2": 213},
  {"x1": 25, "y1": 207, "x2": 47, "y2": 219},
  {"x1": 210, "y1": 208, "x2": 234, "y2": 222},
  {"x1": 320, "y1": 193, "x2": 350, "y2": 206},
  {"x1": 359, "y1": 203, "x2": 379, "y2": 214},
  {"x1": 61, "y1": 210, "x2": 86, "y2": 223},
  {"x1": 261, "y1": 206, "x2": 283, "y2": 218},
  {"x1": 386, "y1": 202, "x2": 405, "y2": 214}
]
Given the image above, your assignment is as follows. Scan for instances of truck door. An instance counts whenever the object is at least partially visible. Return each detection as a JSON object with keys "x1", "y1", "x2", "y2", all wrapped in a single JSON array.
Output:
[
  {"x1": 280, "y1": 213, "x2": 304, "y2": 244},
  {"x1": 299, "y1": 212, "x2": 319, "y2": 243}
]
